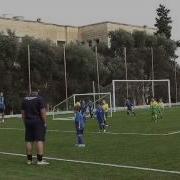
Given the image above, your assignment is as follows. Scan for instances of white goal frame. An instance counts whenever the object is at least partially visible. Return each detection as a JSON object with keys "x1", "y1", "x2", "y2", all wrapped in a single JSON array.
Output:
[
  {"x1": 52, "y1": 92, "x2": 113, "y2": 120},
  {"x1": 112, "y1": 79, "x2": 171, "y2": 112}
]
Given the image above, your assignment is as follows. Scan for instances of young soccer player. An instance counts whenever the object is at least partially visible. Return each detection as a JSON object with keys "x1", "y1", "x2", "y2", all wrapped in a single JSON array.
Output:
[
  {"x1": 0, "y1": 92, "x2": 6, "y2": 123},
  {"x1": 96, "y1": 102, "x2": 106, "y2": 132},
  {"x1": 87, "y1": 100, "x2": 94, "y2": 118},
  {"x1": 102, "y1": 100, "x2": 109, "y2": 126},
  {"x1": 125, "y1": 98, "x2": 135, "y2": 116},
  {"x1": 80, "y1": 100, "x2": 87, "y2": 115},
  {"x1": 74, "y1": 103, "x2": 86, "y2": 147},
  {"x1": 150, "y1": 98, "x2": 158, "y2": 122},
  {"x1": 157, "y1": 98, "x2": 164, "y2": 119}
]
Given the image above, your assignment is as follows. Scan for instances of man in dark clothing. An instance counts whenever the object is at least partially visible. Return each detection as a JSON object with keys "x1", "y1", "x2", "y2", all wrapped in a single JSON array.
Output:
[{"x1": 21, "y1": 91, "x2": 49, "y2": 165}]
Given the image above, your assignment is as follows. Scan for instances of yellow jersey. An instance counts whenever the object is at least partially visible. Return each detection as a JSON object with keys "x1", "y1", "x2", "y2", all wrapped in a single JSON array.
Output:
[{"x1": 102, "y1": 103, "x2": 109, "y2": 112}]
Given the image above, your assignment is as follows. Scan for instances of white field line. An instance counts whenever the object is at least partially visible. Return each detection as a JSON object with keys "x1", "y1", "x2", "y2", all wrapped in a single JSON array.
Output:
[
  {"x1": 53, "y1": 117, "x2": 73, "y2": 121},
  {"x1": 62, "y1": 130, "x2": 180, "y2": 136},
  {"x1": 1, "y1": 127, "x2": 180, "y2": 136},
  {"x1": 0, "y1": 151, "x2": 180, "y2": 176}
]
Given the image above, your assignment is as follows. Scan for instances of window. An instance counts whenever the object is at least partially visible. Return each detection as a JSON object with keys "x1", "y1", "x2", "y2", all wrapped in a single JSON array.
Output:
[
  {"x1": 95, "y1": 39, "x2": 100, "y2": 45},
  {"x1": 57, "y1": 41, "x2": 65, "y2": 47},
  {"x1": 87, "y1": 40, "x2": 92, "y2": 47}
]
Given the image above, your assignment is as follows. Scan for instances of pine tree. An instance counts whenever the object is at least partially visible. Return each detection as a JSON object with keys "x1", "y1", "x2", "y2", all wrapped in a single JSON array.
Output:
[{"x1": 155, "y1": 4, "x2": 172, "y2": 39}]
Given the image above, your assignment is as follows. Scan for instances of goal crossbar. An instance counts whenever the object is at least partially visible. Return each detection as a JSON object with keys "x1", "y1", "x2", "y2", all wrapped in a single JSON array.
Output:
[{"x1": 112, "y1": 79, "x2": 171, "y2": 112}]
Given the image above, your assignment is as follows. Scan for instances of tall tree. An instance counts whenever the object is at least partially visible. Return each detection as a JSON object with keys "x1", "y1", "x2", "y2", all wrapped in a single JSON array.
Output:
[{"x1": 154, "y1": 4, "x2": 172, "y2": 39}]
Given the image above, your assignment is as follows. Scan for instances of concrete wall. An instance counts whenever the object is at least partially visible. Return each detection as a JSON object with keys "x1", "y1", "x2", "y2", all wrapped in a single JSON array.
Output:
[
  {"x1": 0, "y1": 18, "x2": 156, "y2": 46},
  {"x1": 107, "y1": 22, "x2": 155, "y2": 34},
  {"x1": 0, "y1": 18, "x2": 79, "y2": 44},
  {"x1": 79, "y1": 23, "x2": 108, "y2": 46}
]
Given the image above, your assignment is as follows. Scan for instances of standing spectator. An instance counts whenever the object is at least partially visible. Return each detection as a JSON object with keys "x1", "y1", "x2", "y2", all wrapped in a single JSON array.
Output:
[
  {"x1": 0, "y1": 92, "x2": 6, "y2": 123},
  {"x1": 21, "y1": 91, "x2": 49, "y2": 165}
]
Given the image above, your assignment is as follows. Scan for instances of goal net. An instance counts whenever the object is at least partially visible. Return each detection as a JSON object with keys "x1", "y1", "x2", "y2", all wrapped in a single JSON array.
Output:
[
  {"x1": 112, "y1": 79, "x2": 171, "y2": 112},
  {"x1": 52, "y1": 92, "x2": 112, "y2": 120}
]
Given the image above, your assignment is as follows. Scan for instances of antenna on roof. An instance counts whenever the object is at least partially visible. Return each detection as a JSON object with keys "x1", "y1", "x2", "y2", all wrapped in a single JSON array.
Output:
[{"x1": 37, "y1": 18, "x2": 41, "y2": 22}]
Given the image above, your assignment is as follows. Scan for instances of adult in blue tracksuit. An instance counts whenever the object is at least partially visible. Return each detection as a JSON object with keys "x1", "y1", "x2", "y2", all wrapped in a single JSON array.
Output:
[
  {"x1": 96, "y1": 103, "x2": 106, "y2": 132},
  {"x1": 74, "y1": 105, "x2": 86, "y2": 147}
]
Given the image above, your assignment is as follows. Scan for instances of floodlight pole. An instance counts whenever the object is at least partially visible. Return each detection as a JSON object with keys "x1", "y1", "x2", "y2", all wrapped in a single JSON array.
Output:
[
  {"x1": 151, "y1": 47, "x2": 155, "y2": 97},
  {"x1": 124, "y1": 47, "x2": 128, "y2": 98},
  {"x1": 27, "y1": 45, "x2": 31, "y2": 95},
  {"x1": 63, "y1": 44, "x2": 68, "y2": 111},
  {"x1": 95, "y1": 46, "x2": 100, "y2": 96},
  {"x1": 174, "y1": 58, "x2": 178, "y2": 103}
]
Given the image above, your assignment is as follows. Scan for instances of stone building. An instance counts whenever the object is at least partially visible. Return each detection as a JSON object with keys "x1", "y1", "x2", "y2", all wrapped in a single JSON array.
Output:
[{"x1": 0, "y1": 17, "x2": 156, "y2": 47}]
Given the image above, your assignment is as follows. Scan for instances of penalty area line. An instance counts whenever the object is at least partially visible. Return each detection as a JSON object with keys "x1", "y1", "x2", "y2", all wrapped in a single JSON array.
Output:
[{"x1": 0, "y1": 151, "x2": 180, "y2": 176}]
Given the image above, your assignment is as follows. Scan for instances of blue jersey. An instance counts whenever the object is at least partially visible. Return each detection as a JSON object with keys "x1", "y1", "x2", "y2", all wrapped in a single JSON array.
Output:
[
  {"x1": 74, "y1": 112, "x2": 85, "y2": 130},
  {"x1": 96, "y1": 107, "x2": 105, "y2": 123},
  {"x1": 0, "y1": 96, "x2": 5, "y2": 109},
  {"x1": 126, "y1": 100, "x2": 133, "y2": 110},
  {"x1": 80, "y1": 102, "x2": 87, "y2": 114}
]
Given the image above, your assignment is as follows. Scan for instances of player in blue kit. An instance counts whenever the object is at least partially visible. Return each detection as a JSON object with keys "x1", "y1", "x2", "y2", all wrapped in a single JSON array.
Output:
[
  {"x1": 0, "y1": 92, "x2": 6, "y2": 123},
  {"x1": 125, "y1": 98, "x2": 135, "y2": 116},
  {"x1": 74, "y1": 103, "x2": 86, "y2": 147},
  {"x1": 87, "y1": 100, "x2": 94, "y2": 118},
  {"x1": 96, "y1": 102, "x2": 106, "y2": 132}
]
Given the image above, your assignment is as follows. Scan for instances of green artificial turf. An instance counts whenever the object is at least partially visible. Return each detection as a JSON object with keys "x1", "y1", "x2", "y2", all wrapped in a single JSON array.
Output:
[{"x1": 0, "y1": 107, "x2": 180, "y2": 180}]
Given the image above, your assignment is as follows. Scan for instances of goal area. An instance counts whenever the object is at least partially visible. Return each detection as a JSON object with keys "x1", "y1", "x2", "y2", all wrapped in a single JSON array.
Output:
[
  {"x1": 112, "y1": 79, "x2": 171, "y2": 112},
  {"x1": 52, "y1": 92, "x2": 112, "y2": 120}
]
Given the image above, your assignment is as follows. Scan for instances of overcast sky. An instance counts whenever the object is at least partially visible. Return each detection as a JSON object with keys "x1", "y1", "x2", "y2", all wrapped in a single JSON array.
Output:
[{"x1": 0, "y1": 0, "x2": 180, "y2": 63}]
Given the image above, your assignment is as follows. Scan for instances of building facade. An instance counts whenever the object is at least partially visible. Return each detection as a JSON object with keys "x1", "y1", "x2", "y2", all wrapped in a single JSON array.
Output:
[{"x1": 0, "y1": 17, "x2": 156, "y2": 47}]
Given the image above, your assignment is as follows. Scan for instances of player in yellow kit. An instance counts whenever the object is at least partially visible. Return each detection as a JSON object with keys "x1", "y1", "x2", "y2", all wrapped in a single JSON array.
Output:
[
  {"x1": 102, "y1": 100, "x2": 109, "y2": 126},
  {"x1": 157, "y1": 98, "x2": 164, "y2": 119},
  {"x1": 150, "y1": 98, "x2": 159, "y2": 123}
]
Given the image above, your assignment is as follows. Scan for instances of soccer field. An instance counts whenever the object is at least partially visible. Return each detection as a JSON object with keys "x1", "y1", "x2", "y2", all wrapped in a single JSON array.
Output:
[{"x1": 0, "y1": 108, "x2": 180, "y2": 180}]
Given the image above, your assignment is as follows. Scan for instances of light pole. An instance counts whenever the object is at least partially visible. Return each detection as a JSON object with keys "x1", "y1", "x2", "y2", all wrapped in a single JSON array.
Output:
[
  {"x1": 151, "y1": 47, "x2": 155, "y2": 97},
  {"x1": 27, "y1": 45, "x2": 31, "y2": 95},
  {"x1": 95, "y1": 46, "x2": 100, "y2": 95},
  {"x1": 124, "y1": 47, "x2": 128, "y2": 98},
  {"x1": 174, "y1": 58, "x2": 178, "y2": 103},
  {"x1": 63, "y1": 44, "x2": 68, "y2": 110}
]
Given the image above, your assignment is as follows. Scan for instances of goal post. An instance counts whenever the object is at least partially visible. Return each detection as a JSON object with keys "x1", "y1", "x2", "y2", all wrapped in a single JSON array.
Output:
[
  {"x1": 112, "y1": 79, "x2": 171, "y2": 112},
  {"x1": 52, "y1": 95, "x2": 75, "y2": 120}
]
